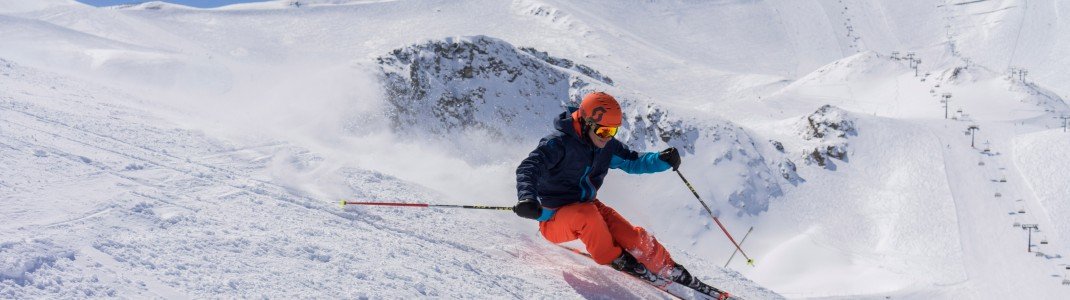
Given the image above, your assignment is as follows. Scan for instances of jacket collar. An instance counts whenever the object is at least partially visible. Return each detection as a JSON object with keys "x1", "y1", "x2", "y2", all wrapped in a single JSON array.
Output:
[{"x1": 554, "y1": 112, "x2": 592, "y2": 147}]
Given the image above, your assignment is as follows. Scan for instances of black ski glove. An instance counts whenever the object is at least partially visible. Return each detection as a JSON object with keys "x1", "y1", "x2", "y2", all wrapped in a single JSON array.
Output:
[
  {"x1": 513, "y1": 198, "x2": 542, "y2": 220},
  {"x1": 659, "y1": 147, "x2": 681, "y2": 171}
]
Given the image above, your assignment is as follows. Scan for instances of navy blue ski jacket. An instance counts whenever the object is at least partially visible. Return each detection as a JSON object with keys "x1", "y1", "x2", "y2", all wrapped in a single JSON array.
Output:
[{"x1": 516, "y1": 112, "x2": 670, "y2": 211}]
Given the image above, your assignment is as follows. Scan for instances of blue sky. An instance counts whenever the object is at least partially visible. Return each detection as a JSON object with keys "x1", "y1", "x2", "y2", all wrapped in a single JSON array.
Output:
[{"x1": 76, "y1": 0, "x2": 271, "y2": 8}]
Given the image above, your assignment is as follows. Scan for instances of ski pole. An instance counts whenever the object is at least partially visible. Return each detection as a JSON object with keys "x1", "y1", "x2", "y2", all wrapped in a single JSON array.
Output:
[
  {"x1": 723, "y1": 226, "x2": 754, "y2": 268},
  {"x1": 675, "y1": 170, "x2": 756, "y2": 266},
  {"x1": 340, "y1": 200, "x2": 513, "y2": 211}
]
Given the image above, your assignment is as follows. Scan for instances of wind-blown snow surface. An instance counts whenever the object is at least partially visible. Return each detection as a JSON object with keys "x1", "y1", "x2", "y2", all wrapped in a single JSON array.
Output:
[{"x1": 3, "y1": 0, "x2": 1070, "y2": 299}]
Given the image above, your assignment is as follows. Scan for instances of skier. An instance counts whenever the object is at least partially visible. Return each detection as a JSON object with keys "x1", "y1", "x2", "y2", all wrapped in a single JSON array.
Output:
[{"x1": 513, "y1": 92, "x2": 709, "y2": 291}]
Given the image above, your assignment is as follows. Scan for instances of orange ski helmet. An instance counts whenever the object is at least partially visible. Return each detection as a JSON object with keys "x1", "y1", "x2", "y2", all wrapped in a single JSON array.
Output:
[{"x1": 572, "y1": 92, "x2": 622, "y2": 127}]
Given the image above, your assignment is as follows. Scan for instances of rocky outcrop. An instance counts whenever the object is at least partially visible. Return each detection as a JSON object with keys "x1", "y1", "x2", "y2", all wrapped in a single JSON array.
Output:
[
  {"x1": 518, "y1": 47, "x2": 612, "y2": 86},
  {"x1": 799, "y1": 104, "x2": 856, "y2": 170},
  {"x1": 377, "y1": 36, "x2": 601, "y2": 140}
]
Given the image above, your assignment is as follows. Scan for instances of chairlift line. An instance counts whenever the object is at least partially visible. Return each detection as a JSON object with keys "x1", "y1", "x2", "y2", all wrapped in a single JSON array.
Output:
[{"x1": 1022, "y1": 224, "x2": 1039, "y2": 253}]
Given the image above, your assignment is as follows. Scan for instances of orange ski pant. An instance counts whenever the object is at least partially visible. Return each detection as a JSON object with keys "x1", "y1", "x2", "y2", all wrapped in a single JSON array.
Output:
[{"x1": 539, "y1": 200, "x2": 675, "y2": 275}]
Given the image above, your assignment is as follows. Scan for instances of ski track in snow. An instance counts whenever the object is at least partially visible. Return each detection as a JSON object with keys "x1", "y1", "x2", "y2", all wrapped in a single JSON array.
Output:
[{"x1": 0, "y1": 61, "x2": 517, "y2": 298}]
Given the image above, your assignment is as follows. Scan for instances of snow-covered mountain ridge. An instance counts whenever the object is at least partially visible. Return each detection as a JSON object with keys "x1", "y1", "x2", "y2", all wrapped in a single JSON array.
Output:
[{"x1": 729, "y1": 35, "x2": 1070, "y2": 298}]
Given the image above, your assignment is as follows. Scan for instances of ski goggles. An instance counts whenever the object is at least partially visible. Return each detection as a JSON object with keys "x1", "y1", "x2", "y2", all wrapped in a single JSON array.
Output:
[{"x1": 593, "y1": 125, "x2": 619, "y2": 139}]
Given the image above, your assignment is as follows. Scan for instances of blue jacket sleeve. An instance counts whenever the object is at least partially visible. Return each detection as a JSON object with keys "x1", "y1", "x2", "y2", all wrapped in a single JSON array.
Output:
[
  {"x1": 516, "y1": 137, "x2": 564, "y2": 202},
  {"x1": 609, "y1": 142, "x2": 671, "y2": 174}
]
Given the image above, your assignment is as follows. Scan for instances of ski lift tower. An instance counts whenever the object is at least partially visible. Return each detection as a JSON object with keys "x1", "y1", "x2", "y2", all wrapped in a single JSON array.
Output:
[
  {"x1": 942, "y1": 93, "x2": 952, "y2": 119},
  {"x1": 1008, "y1": 67, "x2": 1027, "y2": 83},
  {"x1": 1022, "y1": 224, "x2": 1039, "y2": 252},
  {"x1": 909, "y1": 53, "x2": 922, "y2": 77},
  {"x1": 966, "y1": 125, "x2": 980, "y2": 147},
  {"x1": 1064, "y1": 266, "x2": 1070, "y2": 285},
  {"x1": 1056, "y1": 115, "x2": 1070, "y2": 132},
  {"x1": 906, "y1": 52, "x2": 921, "y2": 76}
]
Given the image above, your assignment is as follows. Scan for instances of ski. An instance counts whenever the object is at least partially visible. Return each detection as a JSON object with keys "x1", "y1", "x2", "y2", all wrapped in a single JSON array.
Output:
[{"x1": 555, "y1": 244, "x2": 741, "y2": 300}]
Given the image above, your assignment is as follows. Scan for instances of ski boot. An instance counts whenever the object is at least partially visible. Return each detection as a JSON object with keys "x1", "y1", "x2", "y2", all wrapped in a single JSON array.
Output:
[
  {"x1": 668, "y1": 264, "x2": 732, "y2": 300},
  {"x1": 610, "y1": 251, "x2": 665, "y2": 284}
]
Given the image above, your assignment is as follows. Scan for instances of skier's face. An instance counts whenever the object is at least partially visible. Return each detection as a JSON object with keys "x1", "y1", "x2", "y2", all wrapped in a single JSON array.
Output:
[{"x1": 588, "y1": 125, "x2": 612, "y2": 148}]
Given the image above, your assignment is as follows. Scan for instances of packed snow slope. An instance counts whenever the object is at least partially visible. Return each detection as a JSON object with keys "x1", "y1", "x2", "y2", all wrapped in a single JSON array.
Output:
[{"x1": 3, "y1": 0, "x2": 1070, "y2": 299}]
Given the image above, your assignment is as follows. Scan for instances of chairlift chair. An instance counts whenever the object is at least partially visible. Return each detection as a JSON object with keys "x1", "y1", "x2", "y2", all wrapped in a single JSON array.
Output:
[
  {"x1": 1041, "y1": 238, "x2": 1049, "y2": 245},
  {"x1": 1013, "y1": 222, "x2": 1021, "y2": 227},
  {"x1": 995, "y1": 193, "x2": 1002, "y2": 197},
  {"x1": 1019, "y1": 209, "x2": 1026, "y2": 214}
]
